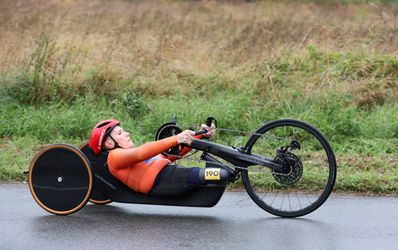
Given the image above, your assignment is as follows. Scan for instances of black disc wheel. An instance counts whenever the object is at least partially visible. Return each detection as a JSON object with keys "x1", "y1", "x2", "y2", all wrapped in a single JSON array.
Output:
[
  {"x1": 242, "y1": 119, "x2": 336, "y2": 218},
  {"x1": 28, "y1": 144, "x2": 92, "y2": 215},
  {"x1": 79, "y1": 141, "x2": 112, "y2": 205}
]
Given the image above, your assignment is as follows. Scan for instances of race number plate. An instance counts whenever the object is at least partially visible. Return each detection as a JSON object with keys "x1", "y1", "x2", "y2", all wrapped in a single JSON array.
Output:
[{"x1": 204, "y1": 168, "x2": 221, "y2": 180}]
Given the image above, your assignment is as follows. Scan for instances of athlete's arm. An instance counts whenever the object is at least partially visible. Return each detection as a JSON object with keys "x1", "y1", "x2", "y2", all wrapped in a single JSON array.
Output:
[
  {"x1": 109, "y1": 130, "x2": 195, "y2": 169},
  {"x1": 108, "y1": 136, "x2": 178, "y2": 169},
  {"x1": 165, "y1": 134, "x2": 203, "y2": 162}
]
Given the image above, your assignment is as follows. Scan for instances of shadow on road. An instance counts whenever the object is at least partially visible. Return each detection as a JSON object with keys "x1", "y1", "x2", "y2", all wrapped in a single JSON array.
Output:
[
  {"x1": 244, "y1": 216, "x2": 339, "y2": 249},
  {"x1": 29, "y1": 203, "x2": 225, "y2": 246}
]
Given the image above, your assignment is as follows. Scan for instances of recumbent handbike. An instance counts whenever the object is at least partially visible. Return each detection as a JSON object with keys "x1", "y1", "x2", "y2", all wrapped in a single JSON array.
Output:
[{"x1": 27, "y1": 117, "x2": 336, "y2": 218}]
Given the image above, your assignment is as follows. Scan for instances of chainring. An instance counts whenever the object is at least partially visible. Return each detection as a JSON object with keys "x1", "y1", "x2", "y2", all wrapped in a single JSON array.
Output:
[{"x1": 155, "y1": 123, "x2": 183, "y2": 156}]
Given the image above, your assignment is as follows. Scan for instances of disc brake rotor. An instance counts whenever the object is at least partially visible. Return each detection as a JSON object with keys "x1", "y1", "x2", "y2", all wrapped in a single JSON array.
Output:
[{"x1": 272, "y1": 153, "x2": 303, "y2": 186}]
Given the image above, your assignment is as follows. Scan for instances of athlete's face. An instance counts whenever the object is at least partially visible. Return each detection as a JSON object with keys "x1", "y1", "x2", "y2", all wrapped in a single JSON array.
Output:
[{"x1": 106, "y1": 126, "x2": 134, "y2": 149}]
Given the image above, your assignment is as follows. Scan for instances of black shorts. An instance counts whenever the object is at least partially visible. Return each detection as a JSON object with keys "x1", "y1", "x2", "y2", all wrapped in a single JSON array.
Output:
[{"x1": 149, "y1": 165, "x2": 196, "y2": 197}]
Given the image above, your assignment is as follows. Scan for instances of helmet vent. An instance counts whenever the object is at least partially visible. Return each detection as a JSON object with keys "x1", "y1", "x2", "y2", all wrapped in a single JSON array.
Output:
[{"x1": 97, "y1": 121, "x2": 111, "y2": 128}]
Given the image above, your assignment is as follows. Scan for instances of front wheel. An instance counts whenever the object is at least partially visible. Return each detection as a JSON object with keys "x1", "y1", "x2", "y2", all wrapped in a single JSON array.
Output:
[{"x1": 242, "y1": 119, "x2": 336, "y2": 218}]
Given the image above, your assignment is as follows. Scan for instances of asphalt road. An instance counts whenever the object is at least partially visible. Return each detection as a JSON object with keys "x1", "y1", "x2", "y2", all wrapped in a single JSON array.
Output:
[{"x1": 1, "y1": 183, "x2": 398, "y2": 249}]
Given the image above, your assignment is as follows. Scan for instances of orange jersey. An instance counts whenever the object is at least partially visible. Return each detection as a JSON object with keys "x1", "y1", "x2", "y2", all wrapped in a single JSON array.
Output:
[{"x1": 107, "y1": 135, "x2": 201, "y2": 194}]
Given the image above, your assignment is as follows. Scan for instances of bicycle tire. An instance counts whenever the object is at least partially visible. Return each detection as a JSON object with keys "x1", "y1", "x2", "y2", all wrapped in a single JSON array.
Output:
[
  {"x1": 79, "y1": 141, "x2": 112, "y2": 205},
  {"x1": 242, "y1": 119, "x2": 336, "y2": 218},
  {"x1": 28, "y1": 144, "x2": 92, "y2": 215}
]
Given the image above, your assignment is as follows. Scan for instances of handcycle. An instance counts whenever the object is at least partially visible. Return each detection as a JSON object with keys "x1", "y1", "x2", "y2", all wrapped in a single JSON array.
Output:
[{"x1": 27, "y1": 117, "x2": 337, "y2": 218}]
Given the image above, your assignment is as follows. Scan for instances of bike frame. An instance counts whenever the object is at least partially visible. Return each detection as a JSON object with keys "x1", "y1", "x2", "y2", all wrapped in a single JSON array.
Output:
[{"x1": 190, "y1": 139, "x2": 284, "y2": 173}]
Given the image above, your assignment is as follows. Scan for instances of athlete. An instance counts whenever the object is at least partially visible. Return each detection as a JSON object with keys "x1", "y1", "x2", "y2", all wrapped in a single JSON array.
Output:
[{"x1": 88, "y1": 119, "x2": 230, "y2": 197}]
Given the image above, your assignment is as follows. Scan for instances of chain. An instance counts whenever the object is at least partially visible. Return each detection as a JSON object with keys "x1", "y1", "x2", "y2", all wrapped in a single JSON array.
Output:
[
  {"x1": 161, "y1": 123, "x2": 296, "y2": 177},
  {"x1": 180, "y1": 124, "x2": 293, "y2": 144},
  {"x1": 181, "y1": 124, "x2": 263, "y2": 137},
  {"x1": 217, "y1": 128, "x2": 262, "y2": 137}
]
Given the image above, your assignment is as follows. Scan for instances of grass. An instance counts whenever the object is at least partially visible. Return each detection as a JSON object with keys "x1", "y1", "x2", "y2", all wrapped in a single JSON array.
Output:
[{"x1": 0, "y1": 0, "x2": 397, "y2": 194}]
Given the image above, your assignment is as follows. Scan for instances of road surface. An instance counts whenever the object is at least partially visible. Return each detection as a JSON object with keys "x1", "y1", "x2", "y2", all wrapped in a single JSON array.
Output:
[{"x1": 1, "y1": 183, "x2": 398, "y2": 249}]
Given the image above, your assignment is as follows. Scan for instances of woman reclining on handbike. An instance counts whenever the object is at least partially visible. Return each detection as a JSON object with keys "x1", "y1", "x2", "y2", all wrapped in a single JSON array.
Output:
[
  {"x1": 89, "y1": 119, "x2": 230, "y2": 197},
  {"x1": 29, "y1": 117, "x2": 336, "y2": 217}
]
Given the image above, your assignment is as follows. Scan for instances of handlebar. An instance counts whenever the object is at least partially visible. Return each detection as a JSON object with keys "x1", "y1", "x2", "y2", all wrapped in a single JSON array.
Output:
[
  {"x1": 194, "y1": 116, "x2": 216, "y2": 136},
  {"x1": 194, "y1": 130, "x2": 207, "y2": 136}
]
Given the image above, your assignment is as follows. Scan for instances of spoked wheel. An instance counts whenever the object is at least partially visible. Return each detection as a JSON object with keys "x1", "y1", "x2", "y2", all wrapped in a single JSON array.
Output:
[
  {"x1": 28, "y1": 144, "x2": 92, "y2": 215},
  {"x1": 242, "y1": 119, "x2": 336, "y2": 218},
  {"x1": 79, "y1": 141, "x2": 112, "y2": 205}
]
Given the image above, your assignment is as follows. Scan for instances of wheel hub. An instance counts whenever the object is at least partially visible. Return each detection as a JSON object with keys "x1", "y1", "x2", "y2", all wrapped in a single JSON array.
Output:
[{"x1": 57, "y1": 176, "x2": 63, "y2": 183}]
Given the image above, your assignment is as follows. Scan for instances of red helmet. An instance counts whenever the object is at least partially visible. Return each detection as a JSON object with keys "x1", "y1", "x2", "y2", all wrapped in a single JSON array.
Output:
[{"x1": 89, "y1": 119, "x2": 120, "y2": 155}]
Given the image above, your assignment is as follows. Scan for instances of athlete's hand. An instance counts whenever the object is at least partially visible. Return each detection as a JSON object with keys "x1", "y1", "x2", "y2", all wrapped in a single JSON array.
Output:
[
  {"x1": 176, "y1": 130, "x2": 195, "y2": 145},
  {"x1": 200, "y1": 123, "x2": 216, "y2": 138}
]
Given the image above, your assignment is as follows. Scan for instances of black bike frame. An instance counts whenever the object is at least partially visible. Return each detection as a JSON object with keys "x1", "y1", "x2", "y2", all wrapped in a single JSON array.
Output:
[{"x1": 190, "y1": 139, "x2": 283, "y2": 172}]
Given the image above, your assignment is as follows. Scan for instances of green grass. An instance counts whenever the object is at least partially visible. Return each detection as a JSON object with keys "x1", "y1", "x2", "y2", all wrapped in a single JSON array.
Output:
[
  {"x1": 1, "y1": 46, "x2": 397, "y2": 194},
  {"x1": 1, "y1": 0, "x2": 398, "y2": 194}
]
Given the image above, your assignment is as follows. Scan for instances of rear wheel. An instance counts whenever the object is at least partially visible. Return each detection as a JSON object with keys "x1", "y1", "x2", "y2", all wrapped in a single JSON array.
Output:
[
  {"x1": 242, "y1": 119, "x2": 336, "y2": 218},
  {"x1": 79, "y1": 141, "x2": 112, "y2": 205},
  {"x1": 28, "y1": 144, "x2": 92, "y2": 215}
]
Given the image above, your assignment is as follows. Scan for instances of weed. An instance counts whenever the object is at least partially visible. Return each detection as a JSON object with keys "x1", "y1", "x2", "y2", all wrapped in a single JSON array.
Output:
[{"x1": 120, "y1": 90, "x2": 149, "y2": 118}]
